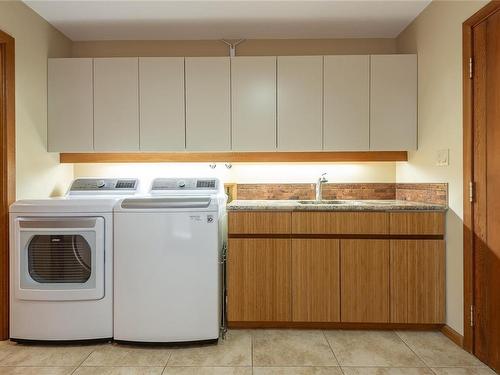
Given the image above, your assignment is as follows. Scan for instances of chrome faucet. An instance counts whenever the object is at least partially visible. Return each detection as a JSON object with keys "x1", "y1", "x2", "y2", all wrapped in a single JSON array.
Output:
[{"x1": 315, "y1": 173, "x2": 328, "y2": 201}]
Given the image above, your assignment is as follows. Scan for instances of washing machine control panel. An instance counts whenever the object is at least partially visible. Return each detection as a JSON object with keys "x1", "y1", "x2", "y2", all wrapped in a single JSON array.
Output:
[
  {"x1": 151, "y1": 178, "x2": 219, "y2": 191},
  {"x1": 69, "y1": 178, "x2": 139, "y2": 192}
]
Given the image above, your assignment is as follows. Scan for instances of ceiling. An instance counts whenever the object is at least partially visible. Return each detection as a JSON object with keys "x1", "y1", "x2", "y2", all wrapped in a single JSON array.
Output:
[{"x1": 24, "y1": 0, "x2": 431, "y2": 41}]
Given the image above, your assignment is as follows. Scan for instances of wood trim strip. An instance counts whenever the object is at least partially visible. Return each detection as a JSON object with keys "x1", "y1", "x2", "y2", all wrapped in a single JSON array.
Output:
[
  {"x1": 462, "y1": 0, "x2": 500, "y2": 353},
  {"x1": 441, "y1": 324, "x2": 464, "y2": 348},
  {"x1": 59, "y1": 151, "x2": 408, "y2": 163},
  {"x1": 0, "y1": 29, "x2": 15, "y2": 341},
  {"x1": 462, "y1": 11, "x2": 474, "y2": 355},
  {"x1": 228, "y1": 234, "x2": 445, "y2": 240},
  {"x1": 228, "y1": 321, "x2": 444, "y2": 330},
  {"x1": 464, "y1": 1, "x2": 500, "y2": 27}
]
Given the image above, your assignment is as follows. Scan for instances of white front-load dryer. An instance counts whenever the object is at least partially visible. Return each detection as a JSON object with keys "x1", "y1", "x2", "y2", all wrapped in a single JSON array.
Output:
[{"x1": 9, "y1": 178, "x2": 138, "y2": 342}]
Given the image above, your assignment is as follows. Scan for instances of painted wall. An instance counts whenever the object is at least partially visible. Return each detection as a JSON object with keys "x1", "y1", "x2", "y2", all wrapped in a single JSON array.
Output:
[
  {"x1": 72, "y1": 38, "x2": 396, "y2": 57},
  {"x1": 73, "y1": 163, "x2": 396, "y2": 194},
  {"x1": 396, "y1": 0, "x2": 486, "y2": 334},
  {"x1": 71, "y1": 37, "x2": 399, "y2": 188},
  {"x1": 0, "y1": 0, "x2": 73, "y2": 199}
]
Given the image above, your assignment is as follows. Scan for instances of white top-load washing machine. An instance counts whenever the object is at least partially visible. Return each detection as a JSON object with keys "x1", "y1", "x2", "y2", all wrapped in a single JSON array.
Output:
[
  {"x1": 9, "y1": 178, "x2": 139, "y2": 342},
  {"x1": 113, "y1": 177, "x2": 227, "y2": 343}
]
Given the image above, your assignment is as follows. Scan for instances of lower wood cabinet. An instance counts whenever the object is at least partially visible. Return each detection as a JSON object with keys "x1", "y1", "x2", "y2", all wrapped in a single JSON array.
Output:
[
  {"x1": 292, "y1": 239, "x2": 340, "y2": 322},
  {"x1": 390, "y1": 240, "x2": 445, "y2": 323},
  {"x1": 226, "y1": 211, "x2": 445, "y2": 327},
  {"x1": 227, "y1": 238, "x2": 291, "y2": 322},
  {"x1": 340, "y1": 240, "x2": 390, "y2": 323}
]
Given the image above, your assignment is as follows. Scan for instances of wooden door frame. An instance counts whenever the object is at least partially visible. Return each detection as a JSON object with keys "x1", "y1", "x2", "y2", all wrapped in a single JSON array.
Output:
[
  {"x1": 0, "y1": 29, "x2": 15, "y2": 341},
  {"x1": 463, "y1": 0, "x2": 500, "y2": 353}
]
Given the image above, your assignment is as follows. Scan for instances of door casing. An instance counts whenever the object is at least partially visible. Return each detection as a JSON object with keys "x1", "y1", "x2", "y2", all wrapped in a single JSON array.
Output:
[{"x1": 0, "y1": 29, "x2": 15, "y2": 341}]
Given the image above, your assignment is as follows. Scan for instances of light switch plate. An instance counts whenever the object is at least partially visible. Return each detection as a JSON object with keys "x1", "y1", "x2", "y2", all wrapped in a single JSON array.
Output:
[{"x1": 436, "y1": 149, "x2": 449, "y2": 166}]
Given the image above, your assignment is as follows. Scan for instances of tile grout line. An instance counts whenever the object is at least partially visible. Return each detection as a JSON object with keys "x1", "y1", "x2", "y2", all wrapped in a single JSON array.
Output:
[
  {"x1": 69, "y1": 346, "x2": 97, "y2": 375},
  {"x1": 322, "y1": 329, "x2": 344, "y2": 374},
  {"x1": 162, "y1": 350, "x2": 173, "y2": 374},
  {"x1": 394, "y1": 330, "x2": 432, "y2": 370},
  {"x1": 251, "y1": 329, "x2": 254, "y2": 373}
]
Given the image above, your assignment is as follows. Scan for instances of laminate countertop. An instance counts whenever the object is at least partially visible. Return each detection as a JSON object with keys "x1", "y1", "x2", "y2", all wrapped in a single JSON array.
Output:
[{"x1": 226, "y1": 199, "x2": 447, "y2": 212}]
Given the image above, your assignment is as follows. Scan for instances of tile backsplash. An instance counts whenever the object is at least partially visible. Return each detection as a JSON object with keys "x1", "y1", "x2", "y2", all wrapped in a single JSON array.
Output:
[
  {"x1": 395, "y1": 183, "x2": 448, "y2": 205},
  {"x1": 234, "y1": 182, "x2": 448, "y2": 205}
]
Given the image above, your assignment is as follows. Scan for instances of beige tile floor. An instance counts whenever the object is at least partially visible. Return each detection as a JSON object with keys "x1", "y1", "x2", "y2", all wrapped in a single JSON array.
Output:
[{"x1": 0, "y1": 330, "x2": 496, "y2": 375}]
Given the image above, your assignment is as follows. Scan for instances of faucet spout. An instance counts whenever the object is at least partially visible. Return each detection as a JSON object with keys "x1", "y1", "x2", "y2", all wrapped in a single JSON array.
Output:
[{"x1": 315, "y1": 173, "x2": 328, "y2": 201}]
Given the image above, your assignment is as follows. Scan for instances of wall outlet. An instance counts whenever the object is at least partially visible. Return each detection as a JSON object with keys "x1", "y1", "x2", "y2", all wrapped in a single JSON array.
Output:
[{"x1": 436, "y1": 149, "x2": 449, "y2": 166}]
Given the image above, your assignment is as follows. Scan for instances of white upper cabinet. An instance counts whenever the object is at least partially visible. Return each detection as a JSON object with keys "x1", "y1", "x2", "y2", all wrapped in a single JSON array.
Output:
[
  {"x1": 323, "y1": 55, "x2": 370, "y2": 151},
  {"x1": 277, "y1": 56, "x2": 323, "y2": 151},
  {"x1": 48, "y1": 58, "x2": 94, "y2": 152},
  {"x1": 231, "y1": 57, "x2": 277, "y2": 151},
  {"x1": 370, "y1": 54, "x2": 417, "y2": 150},
  {"x1": 185, "y1": 57, "x2": 231, "y2": 151},
  {"x1": 139, "y1": 57, "x2": 185, "y2": 151},
  {"x1": 48, "y1": 54, "x2": 417, "y2": 153},
  {"x1": 93, "y1": 58, "x2": 139, "y2": 151}
]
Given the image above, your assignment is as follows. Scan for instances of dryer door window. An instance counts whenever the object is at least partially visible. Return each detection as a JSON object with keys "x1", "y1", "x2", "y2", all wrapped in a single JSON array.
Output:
[
  {"x1": 14, "y1": 217, "x2": 105, "y2": 301},
  {"x1": 28, "y1": 234, "x2": 92, "y2": 284}
]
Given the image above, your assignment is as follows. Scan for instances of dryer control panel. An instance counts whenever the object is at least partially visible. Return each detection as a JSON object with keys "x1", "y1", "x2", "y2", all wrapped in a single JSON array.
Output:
[{"x1": 69, "y1": 178, "x2": 139, "y2": 194}]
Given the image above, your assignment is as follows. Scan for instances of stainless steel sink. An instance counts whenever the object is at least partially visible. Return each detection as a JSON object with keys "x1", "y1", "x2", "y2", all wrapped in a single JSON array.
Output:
[{"x1": 297, "y1": 200, "x2": 349, "y2": 205}]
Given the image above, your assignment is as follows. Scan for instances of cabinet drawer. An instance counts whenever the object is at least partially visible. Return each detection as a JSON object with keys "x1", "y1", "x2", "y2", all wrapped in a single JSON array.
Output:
[
  {"x1": 292, "y1": 212, "x2": 389, "y2": 234},
  {"x1": 390, "y1": 212, "x2": 445, "y2": 235},
  {"x1": 228, "y1": 211, "x2": 291, "y2": 234}
]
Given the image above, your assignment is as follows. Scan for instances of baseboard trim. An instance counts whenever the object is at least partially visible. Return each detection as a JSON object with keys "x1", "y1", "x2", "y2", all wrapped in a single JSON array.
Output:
[
  {"x1": 229, "y1": 321, "x2": 444, "y2": 330},
  {"x1": 441, "y1": 324, "x2": 464, "y2": 347}
]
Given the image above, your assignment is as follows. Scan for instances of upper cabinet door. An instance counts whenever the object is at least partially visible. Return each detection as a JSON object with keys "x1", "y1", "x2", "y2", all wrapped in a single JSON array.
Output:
[
  {"x1": 185, "y1": 57, "x2": 231, "y2": 151},
  {"x1": 48, "y1": 58, "x2": 94, "y2": 152},
  {"x1": 370, "y1": 54, "x2": 417, "y2": 151},
  {"x1": 94, "y1": 58, "x2": 139, "y2": 151},
  {"x1": 231, "y1": 57, "x2": 276, "y2": 151},
  {"x1": 139, "y1": 57, "x2": 185, "y2": 151},
  {"x1": 324, "y1": 55, "x2": 369, "y2": 151},
  {"x1": 277, "y1": 56, "x2": 323, "y2": 151}
]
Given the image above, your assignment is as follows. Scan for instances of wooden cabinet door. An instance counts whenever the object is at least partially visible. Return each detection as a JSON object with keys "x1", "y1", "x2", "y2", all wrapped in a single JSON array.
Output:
[
  {"x1": 341, "y1": 240, "x2": 390, "y2": 322},
  {"x1": 48, "y1": 58, "x2": 93, "y2": 152},
  {"x1": 391, "y1": 240, "x2": 445, "y2": 324},
  {"x1": 323, "y1": 55, "x2": 369, "y2": 151},
  {"x1": 139, "y1": 57, "x2": 185, "y2": 151},
  {"x1": 370, "y1": 54, "x2": 417, "y2": 151},
  {"x1": 277, "y1": 56, "x2": 323, "y2": 150},
  {"x1": 292, "y1": 239, "x2": 340, "y2": 322},
  {"x1": 94, "y1": 58, "x2": 139, "y2": 151},
  {"x1": 231, "y1": 57, "x2": 276, "y2": 151},
  {"x1": 185, "y1": 57, "x2": 230, "y2": 151},
  {"x1": 227, "y1": 239, "x2": 291, "y2": 322}
]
